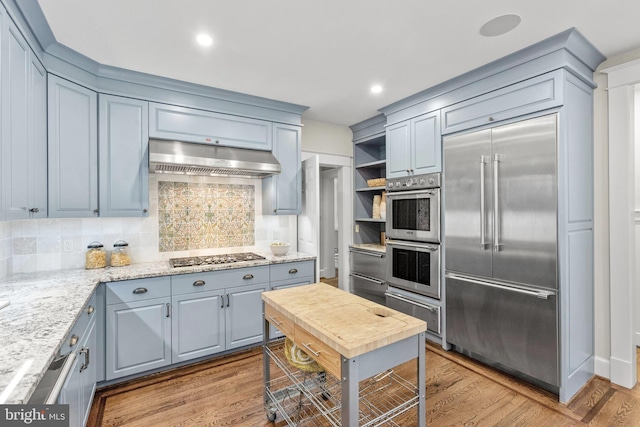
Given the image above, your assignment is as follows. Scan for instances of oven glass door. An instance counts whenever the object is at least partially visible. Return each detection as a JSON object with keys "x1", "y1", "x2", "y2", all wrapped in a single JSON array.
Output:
[
  {"x1": 387, "y1": 189, "x2": 440, "y2": 242},
  {"x1": 386, "y1": 240, "x2": 441, "y2": 299}
]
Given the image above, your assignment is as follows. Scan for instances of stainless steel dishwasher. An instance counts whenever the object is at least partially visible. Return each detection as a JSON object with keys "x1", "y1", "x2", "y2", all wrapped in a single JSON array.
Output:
[{"x1": 349, "y1": 246, "x2": 387, "y2": 305}]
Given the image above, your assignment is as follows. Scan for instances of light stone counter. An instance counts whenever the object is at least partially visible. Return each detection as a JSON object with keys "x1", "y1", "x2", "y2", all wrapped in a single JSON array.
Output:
[{"x1": 0, "y1": 251, "x2": 314, "y2": 404}]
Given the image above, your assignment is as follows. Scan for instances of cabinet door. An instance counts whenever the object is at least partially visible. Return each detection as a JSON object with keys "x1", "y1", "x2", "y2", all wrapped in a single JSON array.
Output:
[
  {"x1": 149, "y1": 103, "x2": 272, "y2": 150},
  {"x1": 225, "y1": 283, "x2": 267, "y2": 350},
  {"x1": 263, "y1": 124, "x2": 301, "y2": 215},
  {"x1": 79, "y1": 319, "x2": 97, "y2": 427},
  {"x1": 411, "y1": 111, "x2": 441, "y2": 175},
  {"x1": 171, "y1": 290, "x2": 225, "y2": 363},
  {"x1": 106, "y1": 297, "x2": 172, "y2": 380},
  {"x1": 99, "y1": 95, "x2": 149, "y2": 217},
  {"x1": 386, "y1": 121, "x2": 411, "y2": 178},
  {"x1": 48, "y1": 74, "x2": 98, "y2": 217},
  {"x1": 2, "y1": 22, "x2": 46, "y2": 220}
]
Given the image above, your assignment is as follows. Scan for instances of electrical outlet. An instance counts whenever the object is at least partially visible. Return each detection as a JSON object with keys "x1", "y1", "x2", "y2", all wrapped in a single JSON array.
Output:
[
  {"x1": 63, "y1": 240, "x2": 73, "y2": 252},
  {"x1": 355, "y1": 224, "x2": 359, "y2": 233}
]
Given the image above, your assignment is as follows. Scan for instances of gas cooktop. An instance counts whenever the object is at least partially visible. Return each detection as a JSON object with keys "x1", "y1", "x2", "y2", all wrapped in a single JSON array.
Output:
[{"x1": 169, "y1": 252, "x2": 266, "y2": 268}]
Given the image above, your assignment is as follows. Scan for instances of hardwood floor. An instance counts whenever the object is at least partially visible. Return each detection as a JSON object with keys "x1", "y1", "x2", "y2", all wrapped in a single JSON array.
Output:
[
  {"x1": 88, "y1": 345, "x2": 640, "y2": 426},
  {"x1": 320, "y1": 268, "x2": 339, "y2": 288}
]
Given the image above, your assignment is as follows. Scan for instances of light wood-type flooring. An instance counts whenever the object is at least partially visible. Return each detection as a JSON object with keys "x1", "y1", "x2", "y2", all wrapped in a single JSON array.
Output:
[{"x1": 88, "y1": 344, "x2": 640, "y2": 426}]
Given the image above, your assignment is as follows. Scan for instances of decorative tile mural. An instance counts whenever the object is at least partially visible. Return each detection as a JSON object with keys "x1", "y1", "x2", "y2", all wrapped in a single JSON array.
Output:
[{"x1": 158, "y1": 182, "x2": 255, "y2": 252}]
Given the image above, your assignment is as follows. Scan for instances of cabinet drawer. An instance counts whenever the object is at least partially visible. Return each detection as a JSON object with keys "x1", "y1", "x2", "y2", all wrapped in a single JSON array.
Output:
[
  {"x1": 106, "y1": 276, "x2": 171, "y2": 305},
  {"x1": 385, "y1": 291, "x2": 441, "y2": 335},
  {"x1": 172, "y1": 266, "x2": 270, "y2": 295},
  {"x1": 293, "y1": 325, "x2": 341, "y2": 379},
  {"x1": 265, "y1": 303, "x2": 295, "y2": 339},
  {"x1": 64, "y1": 292, "x2": 97, "y2": 351},
  {"x1": 149, "y1": 103, "x2": 272, "y2": 150},
  {"x1": 270, "y1": 261, "x2": 314, "y2": 283},
  {"x1": 441, "y1": 70, "x2": 562, "y2": 135}
]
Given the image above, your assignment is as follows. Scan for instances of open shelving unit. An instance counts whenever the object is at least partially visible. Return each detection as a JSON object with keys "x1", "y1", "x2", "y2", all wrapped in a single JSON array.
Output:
[{"x1": 351, "y1": 115, "x2": 387, "y2": 245}]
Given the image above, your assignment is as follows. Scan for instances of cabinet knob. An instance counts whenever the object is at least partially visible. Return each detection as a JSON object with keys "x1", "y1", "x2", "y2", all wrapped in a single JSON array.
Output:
[
  {"x1": 143, "y1": 209, "x2": 148, "y2": 213},
  {"x1": 93, "y1": 209, "x2": 99, "y2": 214},
  {"x1": 87, "y1": 305, "x2": 94, "y2": 315},
  {"x1": 273, "y1": 209, "x2": 277, "y2": 213},
  {"x1": 288, "y1": 269, "x2": 298, "y2": 274},
  {"x1": 488, "y1": 116, "x2": 495, "y2": 122},
  {"x1": 243, "y1": 274, "x2": 254, "y2": 280},
  {"x1": 69, "y1": 334, "x2": 79, "y2": 347},
  {"x1": 215, "y1": 140, "x2": 220, "y2": 144},
  {"x1": 29, "y1": 208, "x2": 39, "y2": 213},
  {"x1": 193, "y1": 280, "x2": 205, "y2": 287}
]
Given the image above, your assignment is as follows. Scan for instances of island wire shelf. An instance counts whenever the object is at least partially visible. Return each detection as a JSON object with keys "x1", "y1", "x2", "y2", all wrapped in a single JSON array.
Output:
[{"x1": 264, "y1": 343, "x2": 419, "y2": 426}]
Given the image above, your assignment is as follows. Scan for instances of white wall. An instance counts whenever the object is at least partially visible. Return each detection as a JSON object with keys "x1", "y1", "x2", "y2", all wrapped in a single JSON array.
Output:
[
  {"x1": 593, "y1": 48, "x2": 640, "y2": 375},
  {"x1": 301, "y1": 119, "x2": 353, "y2": 157},
  {"x1": 636, "y1": 86, "x2": 640, "y2": 346}
]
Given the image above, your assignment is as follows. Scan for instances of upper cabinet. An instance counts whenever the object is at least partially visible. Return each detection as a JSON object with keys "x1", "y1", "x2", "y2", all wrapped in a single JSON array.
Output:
[
  {"x1": 149, "y1": 103, "x2": 272, "y2": 150},
  {"x1": 99, "y1": 95, "x2": 149, "y2": 217},
  {"x1": 1, "y1": 14, "x2": 47, "y2": 220},
  {"x1": 386, "y1": 110, "x2": 441, "y2": 179},
  {"x1": 48, "y1": 74, "x2": 99, "y2": 218},
  {"x1": 262, "y1": 123, "x2": 301, "y2": 215}
]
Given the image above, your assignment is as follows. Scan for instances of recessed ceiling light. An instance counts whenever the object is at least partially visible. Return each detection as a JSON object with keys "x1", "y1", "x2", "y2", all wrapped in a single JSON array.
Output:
[
  {"x1": 479, "y1": 14, "x2": 521, "y2": 37},
  {"x1": 196, "y1": 34, "x2": 213, "y2": 47},
  {"x1": 370, "y1": 85, "x2": 383, "y2": 94}
]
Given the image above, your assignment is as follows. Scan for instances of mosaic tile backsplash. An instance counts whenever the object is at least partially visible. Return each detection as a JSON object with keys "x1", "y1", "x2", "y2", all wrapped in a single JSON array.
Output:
[{"x1": 158, "y1": 182, "x2": 255, "y2": 252}]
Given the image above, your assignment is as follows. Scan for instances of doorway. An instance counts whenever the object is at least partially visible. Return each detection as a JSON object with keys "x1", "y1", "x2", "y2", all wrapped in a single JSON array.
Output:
[{"x1": 299, "y1": 152, "x2": 352, "y2": 291}]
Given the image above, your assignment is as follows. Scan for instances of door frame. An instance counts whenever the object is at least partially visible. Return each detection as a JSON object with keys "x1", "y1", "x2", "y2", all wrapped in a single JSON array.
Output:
[
  {"x1": 302, "y1": 151, "x2": 352, "y2": 291},
  {"x1": 602, "y1": 59, "x2": 640, "y2": 389}
]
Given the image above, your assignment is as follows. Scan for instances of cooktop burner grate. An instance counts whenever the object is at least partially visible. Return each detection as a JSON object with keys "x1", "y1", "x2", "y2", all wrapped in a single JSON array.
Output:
[{"x1": 169, "y1": 252, "x2": 266, "y2": 268}]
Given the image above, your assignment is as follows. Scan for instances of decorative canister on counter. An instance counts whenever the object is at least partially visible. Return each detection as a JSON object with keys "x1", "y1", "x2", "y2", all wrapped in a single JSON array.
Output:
[
  {"x1": 111, "y1": 240, "x2": 131, "y2": 267},
  {"x1": 85, "y1": 242, "x2": 106, "y2": 269}
]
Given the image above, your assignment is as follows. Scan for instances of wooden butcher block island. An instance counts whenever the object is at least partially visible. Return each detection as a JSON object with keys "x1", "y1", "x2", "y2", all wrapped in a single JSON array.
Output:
[{"x1": 262, "y1": 283, "x2": 426, "y2": 426}]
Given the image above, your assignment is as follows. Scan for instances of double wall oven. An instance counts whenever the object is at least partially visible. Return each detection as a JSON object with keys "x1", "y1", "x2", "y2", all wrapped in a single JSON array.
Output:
[{"x1": 384, "y1": 173, "x2": 442, "y2": 335}]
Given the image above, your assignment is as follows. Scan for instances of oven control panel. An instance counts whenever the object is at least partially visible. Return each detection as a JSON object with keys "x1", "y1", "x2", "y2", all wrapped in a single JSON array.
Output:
[{"x1": 387, "y1": 173, "x2": 441, "y2": 191}]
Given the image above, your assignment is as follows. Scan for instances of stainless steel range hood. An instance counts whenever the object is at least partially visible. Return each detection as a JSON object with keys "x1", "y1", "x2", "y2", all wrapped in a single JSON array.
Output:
[{"x1": 149, "y1": 139, "x2": 281, "y2": 178}]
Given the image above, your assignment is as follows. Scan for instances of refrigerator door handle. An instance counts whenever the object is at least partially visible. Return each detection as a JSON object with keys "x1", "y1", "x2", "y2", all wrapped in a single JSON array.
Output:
[
  {"x1": 493, "y1": 153, "x2": 502, "y2": 252},
  {"x1": 445, "y1": 273, "x2": 553, "y2": 299},
  {"x1": 480, "y1": 156, "x2": 489, "y2": 250}
]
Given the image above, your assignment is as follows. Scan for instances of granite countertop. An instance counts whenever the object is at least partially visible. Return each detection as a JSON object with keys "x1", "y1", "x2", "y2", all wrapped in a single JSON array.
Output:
[
  {"x1": 350, "y1": 243, "x2": 387, "y2": 254},
  {"x1": 0, "y1": 251, "x2": 314, "y2": 404}
]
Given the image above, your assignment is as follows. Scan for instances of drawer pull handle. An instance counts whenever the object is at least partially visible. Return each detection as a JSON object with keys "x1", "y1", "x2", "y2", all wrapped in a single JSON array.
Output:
[
  {"x1": 69, "y1": 334, "x2": 79, "y2": 347},
  {"x1": 302, "y1": 342, "x2": 321, "y2": 357},
  {"x1": 29, "y1": 208, "x2": 39, "y2": 213},
  {"x1": 133, "y1": 287, "x2": 148, "y2": 294},
  {"x1": 243, "y1": 274, "x2": 254, "y2": 280},
  {"x1": 87, "y1": 305, "x2": 95, "y2": 315},
  {"x1": 288, "y1": 269, "x2": 298, "y2": 274},
  {"x1": 193, "y1": 280, "x2": 205, "y2": 287},
  {"x1": 80, "y1": 347, "x2": 90, "y2": 372},
  {"x1": 268, "y1": 316, "x2": 282, "y2": 326}
]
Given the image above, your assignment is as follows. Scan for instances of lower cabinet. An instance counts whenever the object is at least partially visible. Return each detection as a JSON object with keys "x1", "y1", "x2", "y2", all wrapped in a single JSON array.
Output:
[
  {"x1": 268, "y1": 260, "x2": 315, "y2": 339},
  {"x1": 225, "y1": 283, "x2": 267, "y2": 350},
  {"x1": 58, "y1": 294, "x2": 98, "y2": 427}
]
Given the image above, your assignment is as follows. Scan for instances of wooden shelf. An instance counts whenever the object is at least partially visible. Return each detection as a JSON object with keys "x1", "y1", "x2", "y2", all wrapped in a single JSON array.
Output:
[{"x1": 355, "y1": 159, "x2": 386, "y2": 169}]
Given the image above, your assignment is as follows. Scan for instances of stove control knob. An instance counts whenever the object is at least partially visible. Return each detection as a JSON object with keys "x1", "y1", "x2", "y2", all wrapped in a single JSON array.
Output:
[
  {"x1": 406, "y1": 179, "x2": 413, "y2": 187},
  {"x1": 419, "y1": 178, "x2": 426, "y2": 186},
  {"x1": 395, "y1": 182, "x2": 401, "y2": 188},
  {"x1": 429, "y1": 177, "x2": 435, "y2": 185},
  {"x1": 388, "y1": 182, "x2": 393, "y2": 188}
]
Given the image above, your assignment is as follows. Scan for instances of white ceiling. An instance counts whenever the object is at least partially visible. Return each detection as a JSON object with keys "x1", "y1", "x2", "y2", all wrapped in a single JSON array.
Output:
[{"x1": 37, "y1": 0, "x2": 640, "y2": 127}]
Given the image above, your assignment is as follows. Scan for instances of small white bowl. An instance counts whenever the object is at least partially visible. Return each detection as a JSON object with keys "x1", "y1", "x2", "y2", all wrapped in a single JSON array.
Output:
[{"x1": 269, "y1": 242, "x2": 290, "y2": 256}]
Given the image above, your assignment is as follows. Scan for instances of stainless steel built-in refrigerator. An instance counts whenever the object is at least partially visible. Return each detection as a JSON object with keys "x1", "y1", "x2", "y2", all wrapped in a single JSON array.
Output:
[{"x1": 444, "y1": 114, "x2": 559, "y2": 391}]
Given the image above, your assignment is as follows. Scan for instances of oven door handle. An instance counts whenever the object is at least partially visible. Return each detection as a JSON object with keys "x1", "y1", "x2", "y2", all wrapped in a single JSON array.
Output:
[
  {"x1": 386, "y1": 239, "x2": 439, "y2": 251},
  {"x1": 45, "y1": 352, "x2": 77, "y2": 404},
  {"x1": 349, "y1": 249, "x2": 385, "y2": 258},
  {"x1": 349, "y1": 273, "x2": 385, "y2": 285},
  {"x1": 387, "y1": 189, "x2": 439, "y2": 197},
  {"x1": 385, "y1": 291, "x2": 438, "y2": 312}
]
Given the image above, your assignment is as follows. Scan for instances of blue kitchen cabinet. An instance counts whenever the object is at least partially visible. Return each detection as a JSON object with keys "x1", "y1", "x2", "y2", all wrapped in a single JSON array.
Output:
[
  {"x1": 1, "y1": 15, "x2": 47, "y2": 220},
  {"x1": 149, "y1": 102, "x2": 272, "y2": 150},
  {"x1": 262, "y1": 123, "x2": 302, "y2": 215},
  {"x1": 268, "y1": 260, "x2": 315, "y2": 338},
  {"x1": 58, "y1": 293, "x2": 98, "y2": 427},
  {"x1": 105, "y1": 277, "x2": 173, "y2": 380},
  {"x1": 225, "y1": 282, "x2": 269, "y2": 350},
  {"x1": 386, "y1": 110, "x2": 441, "y2": 179},
  {"x1": 48, "y1": 74, "x2": 99, "y2": 217},
  {"x1": 171, "y1": 289, "x2": 225, "y2": 363},
  {"x1": 98, "y1": 94, "x2": 149, "y2": 217}
]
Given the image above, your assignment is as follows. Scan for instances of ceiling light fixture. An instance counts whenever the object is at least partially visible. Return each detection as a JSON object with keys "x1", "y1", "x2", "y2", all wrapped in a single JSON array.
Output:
[
  {"x1": 196, "y1": 34, "x2": 213, "y2": 47},
  {"x1": 370, "y1": 85, "x2": 383, "y2": 94},
  {"x1": 479, "y1": 14, "x2": 521, "y2": 37}
]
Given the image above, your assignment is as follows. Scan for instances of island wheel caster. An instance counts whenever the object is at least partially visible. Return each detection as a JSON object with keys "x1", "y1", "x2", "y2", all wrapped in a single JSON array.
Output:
[{"x1": 267, "y1": 411, "x2": 277, "y2": 422}]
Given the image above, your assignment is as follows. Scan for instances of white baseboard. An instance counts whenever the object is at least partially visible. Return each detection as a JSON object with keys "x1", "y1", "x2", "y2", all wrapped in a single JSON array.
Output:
[
  {"x1": 610, "y1": 356, "x2": 637, "y2": 389},
  {"x1": 594, "y1": 356, "x2": 610, "y2": 379}
]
